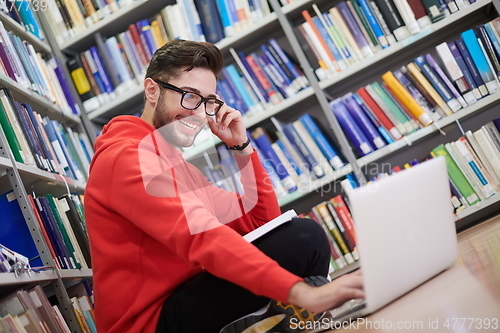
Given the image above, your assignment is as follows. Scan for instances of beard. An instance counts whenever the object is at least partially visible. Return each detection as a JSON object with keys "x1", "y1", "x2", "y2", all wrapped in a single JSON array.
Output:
[{"x1": 152, "y1": 91, "x2": 206, "y2": 147}]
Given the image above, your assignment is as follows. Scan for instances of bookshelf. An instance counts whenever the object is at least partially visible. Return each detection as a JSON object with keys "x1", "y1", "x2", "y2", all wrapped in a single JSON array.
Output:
[
  {"x1": 0, "y1": 3, "x2": 93, "y2": 332},
  {"x1": 4, "y1": 0, "x2": 496, "y2": 329}
]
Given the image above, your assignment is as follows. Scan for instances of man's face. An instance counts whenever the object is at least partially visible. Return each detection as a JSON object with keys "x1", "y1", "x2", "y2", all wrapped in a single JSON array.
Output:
[{"x1": 152, "y1": 67, "x2": 217, "y2": 147}]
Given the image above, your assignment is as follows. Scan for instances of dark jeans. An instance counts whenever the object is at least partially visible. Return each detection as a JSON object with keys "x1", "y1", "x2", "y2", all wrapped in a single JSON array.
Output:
[{"x1": 155, "y1": 218, "x2": 331, "y2": 333}]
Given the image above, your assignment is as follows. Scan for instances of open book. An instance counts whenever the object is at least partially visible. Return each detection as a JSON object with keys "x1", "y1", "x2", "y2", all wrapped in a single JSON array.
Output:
[{"x1": 243, "y1": 210, "x2": 297, "y2": 242}]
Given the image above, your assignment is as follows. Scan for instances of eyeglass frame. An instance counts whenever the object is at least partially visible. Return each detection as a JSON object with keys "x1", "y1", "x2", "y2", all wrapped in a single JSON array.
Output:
[{"x1": 152, "y1": 78, "x2": 224, "y2": 116}]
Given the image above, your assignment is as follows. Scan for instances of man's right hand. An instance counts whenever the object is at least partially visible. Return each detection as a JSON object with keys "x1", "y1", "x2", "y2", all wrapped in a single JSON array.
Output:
[{"x1": 287, "y1": 270, "x2": 365, "y2": 314}]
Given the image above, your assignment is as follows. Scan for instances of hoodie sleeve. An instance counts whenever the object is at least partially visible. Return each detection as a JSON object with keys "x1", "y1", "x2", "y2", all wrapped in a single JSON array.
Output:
[{"x1": 108, "y1": 144, "x2": 302, "y2": 303}]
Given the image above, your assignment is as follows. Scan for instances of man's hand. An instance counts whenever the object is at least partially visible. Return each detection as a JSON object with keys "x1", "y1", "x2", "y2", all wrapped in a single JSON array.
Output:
[
  {"x1": 207, "y1": 104, "x2": 250, "y2": 152},
  {"x1": 287, "y1": 270, "x2": 364, "y2": 314}
]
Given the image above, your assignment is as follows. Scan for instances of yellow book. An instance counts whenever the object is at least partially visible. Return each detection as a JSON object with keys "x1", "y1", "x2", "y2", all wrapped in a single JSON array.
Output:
[
  {"x1": 406, "y1": 62, "x2": 453, "y2": 116},
  {"x1": 151, "y1": 20, "x2": 165, "y2": 48},
  {"x1": 382, "y1": 71, "x2": 433, "y2": 126}
]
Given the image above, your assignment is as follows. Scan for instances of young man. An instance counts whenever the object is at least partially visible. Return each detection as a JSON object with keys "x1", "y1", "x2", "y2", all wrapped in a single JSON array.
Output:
[{"x1": 85, "y1": 39, "x2": 363, "y2": 333}]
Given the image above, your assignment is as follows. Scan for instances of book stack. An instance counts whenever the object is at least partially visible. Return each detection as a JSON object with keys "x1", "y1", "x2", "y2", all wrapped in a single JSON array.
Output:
[
  {"x1": 0, "y1": 0, "x2": 45, "y2": 40},
  {"x1": 43, "y1": 0, "x2": 137, "y2": 44},
  {"x1": 298, "y1": 0, "x2": 474, "y2": 80},
  {"x1": 0, "y1": 281, "x2": 95, "y2": 333},
  {"x1": 361, "y1": 118, "x2": 500, "y2": 214},
  {"x1": 431, "y1": 118, "x2": 500, "y2": 213},
  {"x1": 0, "y1": 21, "x2": 80, "y2": 116},
  {"x1": 329, "y1": 20, "x2": 500, "y2": 158},
  {"x1": 1, "y1": 188, "x2": 90, "y2": 271},
  {"x1": 299, "y1": 194, "x2": 360, "y2": 273},
  {"x1": 0, "y1": 87, "x2": 92, "y2": 182}
]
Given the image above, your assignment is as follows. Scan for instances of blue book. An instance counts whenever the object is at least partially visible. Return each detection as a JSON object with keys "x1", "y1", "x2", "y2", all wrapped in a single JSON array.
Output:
[
  {"x1": 238, "y1": 51, "x2": 270, "y2": 103},
  {"x1": 260, "y1": 44, "x2": 295, "y2": 93},
  {"x1": 413, "y1": 56, "x2": 458, "y2": 110},
  {"x1": 447, "y1": 42, "x2": 480, "y2": 100},
  {"x1": 136, "y1": 20, "x2": 157, "y2": 57},
  {"x1": 82, "y1": 52, "x2": 107, "y2": 99},
  {"x1": 312, "y1": 16, "x2": 345, "y2": 69},
  {"x1": 217, "y1": 145, "x2": 244, "y2": 194},
  {"x1": 105, "y1": 36, "x2": 133, "y2": 84},
  {"x1": 343, "y1": 93, "x2": 385, "y2": 149},
  {"x1": 264, "y1": 43, "x2": 302, "y2": 92},
  {"x1": 282, "y1": 123, "x2": 325, "y2": 178},
  {"x1": 14, "y1": 1, "x2": 44, "y2": 40},
  {"x1": 193, "y1": 0, "x2": 225, "y2": 43},
  {"x1": 35, "y1": 196, "x2": 73, "y2": 269},
  {"x1": 248, "y1": 134, "x2": 286, "y2": 195},
  {"x1": 257, "y1": 52, "x2": 288, "y2": 99},
  {"x1": 329, "y1": 98, "x2": 374, "y2": 156},
  {"x1": 483, "y1": 23, "x2": 500, "y2": 62},
  {"x1": 337, "y1": 1, "x2": 373, "y2": 58},
  {"x1": 351, "y1": 93, "x2": 394, "y2": 144},
  {"x1": 0, "y1": 191, "x2": 43, "y2": 268},
  {"x1": 268, "y1": 39, "x2": 308, "y2": 89},
  {"x1": 224, "y1": 0, "x2": 239, "y2": 34},
  {"x1": 215, "y1": 0, "x2": 233, "y2": 37},
  {"x1": 52, "y1": 120, "x2": 84, "y2": 182},
  {"x1": 461, "y1": 29, "x2": 498, "y2": 94},
  {"x1": 223, "y1": 65, "x2": 257, "y2": 112},
  {"x1": 252, "y1": 128, "x2": 297, "y2": 192},
  {"x1": 89, "y1": 47, "x2": 114, "y2": 94},
  {"x1": 276, "y1": 139, "x2": 304, "y2": 177},
  {"x1": 217, "y1": 78, "x2": 248, "y2": 114},
  {"x1": 299, "y1": 113, "x2": 345, "y2": 170},
  {"x1": 357, "y1": 0, "x2": 388, "y2": 48},
  {"x1": 23, "y1": 103, "x2": 58, "y2": 172},
  {"x1": 51, "y1": 57, "x2": 81, "y2": 115},
  {"x1": 393, "y1": 69, "x2": 437, "y2": 117},
  {"x1": 455, "y1": 38, "x2": 487, "y2": 97},
  {"x1": 42, "y1": 116, "x2": 74, "y2": 178}
]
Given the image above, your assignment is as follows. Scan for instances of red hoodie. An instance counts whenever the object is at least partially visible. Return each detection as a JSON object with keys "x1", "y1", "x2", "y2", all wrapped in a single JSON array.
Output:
[{"x1": 84, "y1": 116, "x2": 303, "y2": 333}]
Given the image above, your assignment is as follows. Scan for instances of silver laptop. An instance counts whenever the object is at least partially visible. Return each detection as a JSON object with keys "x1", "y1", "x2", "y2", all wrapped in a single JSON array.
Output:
[{"x1": 312, "y1": 156, "x2": 458, "y2": 331}]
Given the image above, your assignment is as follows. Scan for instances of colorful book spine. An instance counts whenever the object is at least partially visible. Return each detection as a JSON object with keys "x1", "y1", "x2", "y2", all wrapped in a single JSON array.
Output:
[
  {"x1": 329, "y1": 98, "x2": 374, "y2": 156},
  {"x1": 337, "y1": 1, "x2": 374, "y2": 58},
  {"x1": 299, "y1": 113, "x2": 345, "y2": 170},
  {"x1": 461, "y1": 29, "x2": 499, "y2": 94}
]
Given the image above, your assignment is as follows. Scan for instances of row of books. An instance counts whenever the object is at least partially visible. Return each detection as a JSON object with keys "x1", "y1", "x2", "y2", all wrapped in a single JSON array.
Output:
[
  {"x1": 0, "y1": 188, "x2": 90, "y2": 271},
  {"x1": 200, "y1": 113, "x2": 349, "y2": 199},
  {"x1": 358, "y1": 117, "x2": 500, "y2": 213},
  {"x1": 0, "y1": 21, "x2": 80, "y2": 116},
  {"x1": 0, "y1": 87, "x2": 92, "y2": 182},
  {"x1": 298, "y1": 0, "x2": 472, "y2": 79},
  {"x1": 43, "y1": 0, "x2": 276, "y2": 46},
  {"x1": 218, "y1": 39, "x2": 309, "y2": 117},
  {"x1": 431, "y1": 118, "x2": 500, "y2": 213},
  {"x1": 301, "y1": 195, "x2": 360, "y2": 272},
  {"x1": 0, "y1": 281, "x2": 95, "y2": 333},
  {"x1": 0, "y1": 0, "x2": 45, "y2": 40},
  {"x1": 44, "y1": 0, "x2": 137, "y2": 44},
  {"x1": 329, "y1": 22, "x2": 500, "y2": 158}
]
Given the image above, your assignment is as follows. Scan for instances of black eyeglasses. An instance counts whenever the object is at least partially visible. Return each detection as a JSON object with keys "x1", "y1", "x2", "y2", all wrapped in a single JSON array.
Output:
[{"x1": 153, "y1": 79, "x2": 224, "y2": 116}]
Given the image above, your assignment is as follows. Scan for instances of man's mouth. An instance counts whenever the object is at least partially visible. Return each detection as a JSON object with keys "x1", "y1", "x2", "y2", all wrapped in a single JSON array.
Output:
[{"x1": 178, "y1": 118, "x2": 198, "y2": 130}]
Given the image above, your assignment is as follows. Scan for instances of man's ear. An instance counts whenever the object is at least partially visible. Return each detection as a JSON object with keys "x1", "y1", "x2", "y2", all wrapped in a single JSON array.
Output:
[{"x1": 144, "y1": 78, "x2": 159, "y2": 106}]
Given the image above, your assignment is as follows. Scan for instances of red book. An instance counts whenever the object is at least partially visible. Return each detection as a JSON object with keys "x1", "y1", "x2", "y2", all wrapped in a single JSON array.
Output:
[
  {"x1": 127, "y1": 24, "x2": 149, "y2": 67},
  {"x1": 356, "y1": 86, "x2": 402, "y2": 140},
  {"x1": 28, "y1": 195, "x2": 60, "y2": 269},
  {"x1": 245, "y1": 53, "x2": 281, "y2": 105},
  {"x1": 330, "y1": 195, "x2": 357, "y2": 244}
]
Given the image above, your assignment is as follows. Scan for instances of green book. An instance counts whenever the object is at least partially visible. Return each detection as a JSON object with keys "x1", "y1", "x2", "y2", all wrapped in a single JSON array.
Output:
[
  {"x1": 370, "y1": 82, "x2": 416, "y2": 134},
  {"x1": 431, "y1": 145, "x2": 480, "y2": 206},
  {"x1": 0, "y1": 98, "x2": 24, "y2": 163},
  {"x1": 46, "y1": 195, "x2": 82, "y2": 269},
  {"x1": 349, "y1": 0, "x2": 379, "y2": 48}
]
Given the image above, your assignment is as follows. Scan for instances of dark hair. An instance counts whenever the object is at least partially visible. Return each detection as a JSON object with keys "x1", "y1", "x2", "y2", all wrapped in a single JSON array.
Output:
[{"x1": 145, "y1": 39, "x2": 224, "y2": 81}]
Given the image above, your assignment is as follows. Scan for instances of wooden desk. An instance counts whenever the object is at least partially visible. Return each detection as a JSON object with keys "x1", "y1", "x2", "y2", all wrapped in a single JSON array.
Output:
[{"x1": 322, "y1": 215, "x2": 500, "y2": 332}]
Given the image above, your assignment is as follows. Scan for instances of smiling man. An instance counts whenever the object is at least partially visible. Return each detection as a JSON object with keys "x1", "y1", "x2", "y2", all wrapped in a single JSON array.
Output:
[{"x1": 84, "y1": 39, "x2": 363, "y2": 333}]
